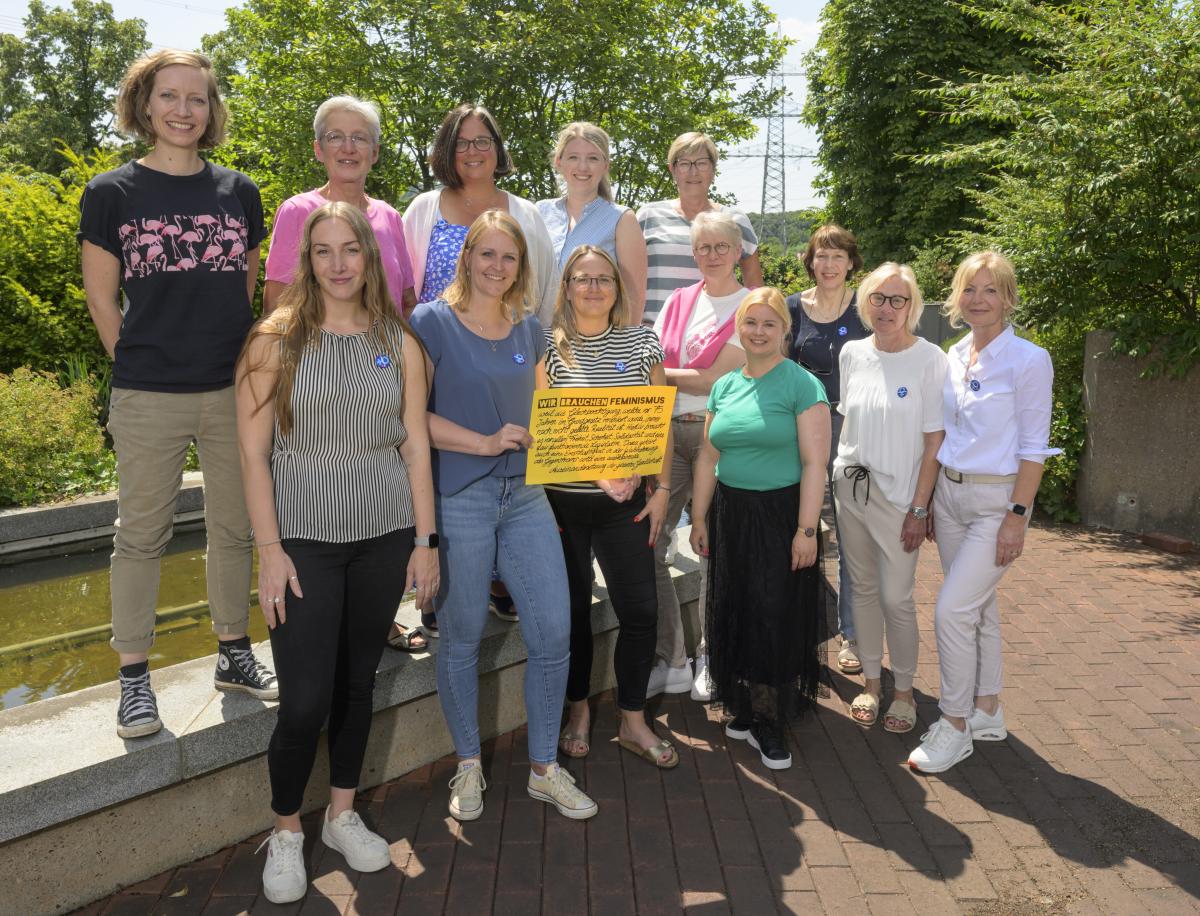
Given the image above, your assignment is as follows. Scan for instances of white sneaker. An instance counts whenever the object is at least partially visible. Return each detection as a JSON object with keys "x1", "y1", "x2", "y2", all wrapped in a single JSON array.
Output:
[
  {"x1": 258, "y1": 829, "x2": 306, "y2": 904},
  {"x1": 321, "y1": 806, "x2": 390, "y2": 873},
  {"x1": 967, "y1": 705, "x2": 1007, "y2": 741},
  {"x1": 664, "y1": 529, "x2": 679, "y2": 565},
  {"x1": 647, "y1": 659, "x2": 693, "y2": 698},
  {"x1": 527, "y1": 763, "x2": 598, "y2": 820},
  {"x1": 448, "y1": 761, "x2": 487, "y2": 822},
  {"x1": 907, "y1": 718, "x2": 974, "y2": 774},
  {"x1": 691, "y1": 654, "x2": 712, "y2": 701}
]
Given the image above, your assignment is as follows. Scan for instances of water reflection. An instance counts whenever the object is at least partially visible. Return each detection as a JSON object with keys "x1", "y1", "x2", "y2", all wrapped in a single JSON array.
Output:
[{"x1": 0, "y1": 531, "x2": 268, "y2": 709}]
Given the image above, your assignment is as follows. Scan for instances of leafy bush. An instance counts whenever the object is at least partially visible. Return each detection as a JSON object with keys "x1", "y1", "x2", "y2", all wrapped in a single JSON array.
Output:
[
  {"x1": 0, "y1": 367, "x2": 115, "y2": 506},
  {"x1": 0, "y1": 147, "x2": 116, "y2": 373},
  {"x1": 759, "y1": 249, "x2": 808, "y2": 296}
]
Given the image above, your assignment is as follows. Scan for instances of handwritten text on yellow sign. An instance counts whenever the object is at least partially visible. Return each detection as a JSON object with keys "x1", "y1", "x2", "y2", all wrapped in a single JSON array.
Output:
[{"x1": 526, "y1": 385, "x2": 677, "y2": 484}]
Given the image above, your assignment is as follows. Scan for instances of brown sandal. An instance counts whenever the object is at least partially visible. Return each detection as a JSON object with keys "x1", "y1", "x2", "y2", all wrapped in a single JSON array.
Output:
[{"x1": 387, "y1": 625, "x2": 428, "y2": 653}]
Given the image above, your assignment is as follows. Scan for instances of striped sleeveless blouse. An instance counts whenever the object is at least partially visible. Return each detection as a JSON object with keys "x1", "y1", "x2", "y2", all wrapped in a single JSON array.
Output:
[
  {"x1": 272, "y1": 324, "x2": 415, "y2": 541},
  {"x1": 537, "y1": 196, "x2": 627, "y2": 273}
]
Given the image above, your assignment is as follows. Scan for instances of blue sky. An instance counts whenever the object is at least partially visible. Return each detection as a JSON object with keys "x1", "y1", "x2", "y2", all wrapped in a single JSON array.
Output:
[{"x1": 3, "y1": 0, "x2": 825, "y2": 211}]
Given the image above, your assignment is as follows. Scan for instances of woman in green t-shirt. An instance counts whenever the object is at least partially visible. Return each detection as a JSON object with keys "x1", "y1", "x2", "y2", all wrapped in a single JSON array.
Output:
[{"x1": 690, "y1": 287, "x2": 831, "y2": 771}]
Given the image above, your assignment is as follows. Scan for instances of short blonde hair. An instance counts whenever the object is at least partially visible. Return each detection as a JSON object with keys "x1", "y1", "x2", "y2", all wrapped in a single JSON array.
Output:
[
  {"x1": 943, "y1": 251, "x2": 1019, "y2": 328},
  {"x1": 667, "y1": 131, "x2": 719, "y2": 168},
  {"x1": 313, "y1": 96, "x2": 381, "y2": 144},
  {"x1": 552, "y1": 122, "x2": 613, "y2": 201},
  {"x1": 115, "y1": 50, "x2": 227, "y2": 148},
  {"x1": 735, "y1": 286, "x2": 789, "y2": 328},
  {"x1": 442, "y1": 210, "x2": 532, "y2": 321},
  {"x1": 690, "y1": 210, "x2": 742, "y2": 249},
  {"x1": 857, "y1": 263, "x2": 925, "y2": 334}
]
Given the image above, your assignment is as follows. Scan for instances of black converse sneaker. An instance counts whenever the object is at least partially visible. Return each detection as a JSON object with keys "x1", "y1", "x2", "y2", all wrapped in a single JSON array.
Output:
[
  {"x1": 117, "y1": 666, "x2": 163, "y2": 738},
  {"x1": 747, "y1": 720, "x2": 793, "y2": 770},
  {"x1": 214, "y1": 641, "x2": 279, "y2": 700}
]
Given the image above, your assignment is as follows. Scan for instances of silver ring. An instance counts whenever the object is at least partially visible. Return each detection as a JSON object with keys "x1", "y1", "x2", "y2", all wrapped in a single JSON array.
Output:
[
  {"x1": 271, "y1": 597, "x2": 280, "y2": 603},
  {"x1": 288, "y1": 575, "x2": 298, "y2": 581}
]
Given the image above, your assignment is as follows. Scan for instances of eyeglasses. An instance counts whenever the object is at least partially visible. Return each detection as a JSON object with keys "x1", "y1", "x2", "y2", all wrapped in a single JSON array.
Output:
[
  {"x1": 569, "y1": 275, "x2": 617, "y2": 290},
  {"x1": 455, "y1": 136, "x2": 495, "y2": 153},
  {"x1": 867, "y1": 292, "x2": 911, "y2": 310},
  {"x1": 320, "y1": 131, "x2": 373, "y2": 149},
  {"x1": 794, "y1": 331, "x2": 834, "y2": 377},
  {"x1": 694, "y1": 242, "x2": 733, "y2": 258},
  {"x1": 674, "y1": 157, "x2": 714, "y2": 172}
]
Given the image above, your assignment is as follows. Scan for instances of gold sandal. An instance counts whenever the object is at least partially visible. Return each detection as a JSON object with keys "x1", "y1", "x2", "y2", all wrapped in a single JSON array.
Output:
[{"x1": 617, "y1": 737, "x2": 679, "y2": 769}]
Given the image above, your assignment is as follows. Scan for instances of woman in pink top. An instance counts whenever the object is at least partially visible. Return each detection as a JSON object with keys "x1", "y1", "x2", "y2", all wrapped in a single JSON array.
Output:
[
  {"x1": 649, "y1": 210, "x2": 749, "y2": 701},
  {"x1": 263, "y1": 96, "x2": 416, "y2": 317}
]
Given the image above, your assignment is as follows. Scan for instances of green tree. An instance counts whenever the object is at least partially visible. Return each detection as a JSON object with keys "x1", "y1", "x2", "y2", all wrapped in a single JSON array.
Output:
[
  {"x1": 0, "y1": 0, "x2": 147, "y2": 174},
  {"x1": 802, "y1": 0, "x2": 1047, "y2": 265},
  {"x1": 0, "y1": 147, "x2": 117, "y2": 373},
  {"x1": 203, "y1": 0, "x2": 789, "y2": 213},
  {"x1": 929, "y1": 0, "x2": 1200, "y2": 375}
]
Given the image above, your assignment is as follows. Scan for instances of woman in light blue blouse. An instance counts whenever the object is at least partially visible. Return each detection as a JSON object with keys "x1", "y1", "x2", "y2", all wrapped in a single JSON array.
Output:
[{"x1": 537, "y1": 122, "x2": 647, "y2": 324}]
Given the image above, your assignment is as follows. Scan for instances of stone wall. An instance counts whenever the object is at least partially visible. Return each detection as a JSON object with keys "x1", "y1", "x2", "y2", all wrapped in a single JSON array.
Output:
[{"x1": 1078, "y1": 330, "x2": 1200, "y2": 540}]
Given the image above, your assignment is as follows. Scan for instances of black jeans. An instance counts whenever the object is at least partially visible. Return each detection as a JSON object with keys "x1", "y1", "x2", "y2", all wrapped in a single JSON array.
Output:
[
  {"x1": 267, "y1": 527, "x2": 413, "y2": 815},
  {"x1": 548, "y1": 489, "x2": 658, "y2": 711}
]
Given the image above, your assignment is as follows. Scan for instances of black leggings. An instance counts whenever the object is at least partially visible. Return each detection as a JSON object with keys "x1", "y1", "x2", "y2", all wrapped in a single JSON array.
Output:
[
  {"x1": 548, "y1": 489, "x2": 657, "y2": 711},
  {"x1": 267, "y1": 527, "x2": 413, "y2": 815}
]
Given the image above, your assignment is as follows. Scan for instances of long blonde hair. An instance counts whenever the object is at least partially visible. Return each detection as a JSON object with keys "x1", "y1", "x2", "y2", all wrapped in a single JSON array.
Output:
[
  {"x1": 551, "y1": 246, "x2": 630, "y2": 368},
  {"x1": 239, "y1": 202, "x2": 420, "y2": 434},
  {"x1": 442, "y1": 210, "x2": 533, "y2": 321}
]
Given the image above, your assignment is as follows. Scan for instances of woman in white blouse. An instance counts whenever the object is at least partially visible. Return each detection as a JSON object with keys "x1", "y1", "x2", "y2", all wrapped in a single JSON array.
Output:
[
  {"x1": 908, "y1": 251, "x2": 1059, "y2": 774},
  {"x1": 833, "y1": 263, "x2": 946, "y2": 734}
]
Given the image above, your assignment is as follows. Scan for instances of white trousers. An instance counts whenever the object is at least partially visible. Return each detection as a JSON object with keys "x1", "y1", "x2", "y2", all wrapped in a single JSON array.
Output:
[
  {"x1": 932, "y1": 478, "x2": 1019, "y2": 717},
  {"x1": 833, "y1": 476, "x2": 920, "y2": 691}
]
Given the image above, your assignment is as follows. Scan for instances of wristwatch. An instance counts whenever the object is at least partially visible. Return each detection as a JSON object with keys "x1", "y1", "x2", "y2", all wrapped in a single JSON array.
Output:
[
  {"x1": 908, "y1": 505, "x2": 929, "y2": 520},
  {"x1": 1009, "y1": 503, "x2": 1028, "y2": 517},
  {"x1": 799, "y1": 526, "x2": 816, "y2": 538},
  {"x1": 414, "y1": 533, "x2": 440, "y2": 548}
]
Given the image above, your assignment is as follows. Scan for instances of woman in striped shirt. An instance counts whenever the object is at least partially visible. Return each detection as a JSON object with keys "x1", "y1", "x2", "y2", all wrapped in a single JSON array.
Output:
[
  {"x1": 537, "y1": 122, "x2": 647, "y2": 322},
  {"x1": 542, "y1": 246, "x2": 676, "y2": 768},
  {"x1": 236, "y1": 202, "x2": 437, "y2": 904}
]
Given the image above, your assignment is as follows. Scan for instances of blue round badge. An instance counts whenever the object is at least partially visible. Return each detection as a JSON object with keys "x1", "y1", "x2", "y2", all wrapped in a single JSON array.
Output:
[
  {"x1": 970, "y1": 379, "x2": 981, "y2": 392},
  {"x1": 838, "y1": 326, "x2": 848, "y2": 337},
  {"x1": 512, "y1": 353, "x2": 526, "y2": 365},
  {"x1": 615, "y1": 360, "x2": 628, "y2": 373},
  {"x1": 374, "y1": 354, "x2": 391, "y2": 369},
  {"x1": 897, "y1": 386, "x2": 908, "y2": 398}
]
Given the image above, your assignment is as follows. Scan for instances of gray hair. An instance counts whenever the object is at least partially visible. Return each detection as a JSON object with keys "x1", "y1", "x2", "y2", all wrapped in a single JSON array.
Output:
[
  {"x1": 690, "y1": 209, "x2": 742, "y2": 249},
  {"x1": 313, "y1": 95, "x2": 381, "y2": 144}
]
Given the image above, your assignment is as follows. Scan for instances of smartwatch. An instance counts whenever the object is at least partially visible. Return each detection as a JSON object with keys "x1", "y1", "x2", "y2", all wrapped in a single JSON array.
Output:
[
  {"x1": 414, "y1": 533, "x2": 440, "y2": 548},
  {"x1": 1009, "y1": 504, "x2": 1028, "y2": 517}
]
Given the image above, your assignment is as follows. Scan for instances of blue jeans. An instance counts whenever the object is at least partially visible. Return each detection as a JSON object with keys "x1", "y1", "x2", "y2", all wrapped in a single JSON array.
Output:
[
  {"x1": 435, "y1": 475, "x2": 571, "y2": 765},
  {"x1": 830, "y1": 412, "x2": 855, "y2": 641}
]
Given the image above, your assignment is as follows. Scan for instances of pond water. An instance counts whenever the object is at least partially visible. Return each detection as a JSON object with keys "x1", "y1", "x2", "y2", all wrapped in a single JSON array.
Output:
[{"x1": 0, "y1": 531, "x2": 269, "y2": 710}]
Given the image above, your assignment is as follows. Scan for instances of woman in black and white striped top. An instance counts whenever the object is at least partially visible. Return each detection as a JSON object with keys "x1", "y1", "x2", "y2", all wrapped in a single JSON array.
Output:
[
  {"x1": 541, "y1": 245, "x2": 678, "y2": 769},
  {"x1": 236, "y1": 202, "x2": 437, "y2": 904}
]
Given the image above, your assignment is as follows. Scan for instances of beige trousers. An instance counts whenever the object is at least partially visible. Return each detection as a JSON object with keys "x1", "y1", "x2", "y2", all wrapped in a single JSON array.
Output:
[
  {"x1": 932, "y1": 478, "x2": 1020, "y2": 717},
  {"x1": 834, "y1": 475, "x2": 921, "y2": 691},
  {"x1": 653, "y1": 417, "x2": 707, "y2": 667},
  {"x1": 106, "y1": 386, "x2": 252, "y2": 654}
]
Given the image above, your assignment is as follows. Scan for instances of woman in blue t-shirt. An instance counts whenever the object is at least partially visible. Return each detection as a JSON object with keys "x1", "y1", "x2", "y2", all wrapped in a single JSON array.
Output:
[
  {"x1": 77, "y1": 49, "x2": 274, "y2": 741},
  {"x1": 690, "y1": 287, "x2": 831, "y2": 771},
  {"x1": 411, "y1": 210, "x2": 598, "y2": 824}
]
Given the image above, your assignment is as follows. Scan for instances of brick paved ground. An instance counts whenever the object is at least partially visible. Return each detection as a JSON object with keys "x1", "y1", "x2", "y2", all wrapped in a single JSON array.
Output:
[{"x1": 81, "y1": 524, "x2": 1200, "y2": 915}]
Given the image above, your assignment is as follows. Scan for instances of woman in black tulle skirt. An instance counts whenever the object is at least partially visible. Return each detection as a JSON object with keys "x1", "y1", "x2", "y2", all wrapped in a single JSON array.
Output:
[{"x1": 690, "y1": 287, "x2": 831, "y2": 770}]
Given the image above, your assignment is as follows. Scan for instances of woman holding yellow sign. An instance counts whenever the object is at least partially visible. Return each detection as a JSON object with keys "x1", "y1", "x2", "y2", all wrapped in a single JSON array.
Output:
[
  {"x1": 690, "y1": 287, "x2": 831, "y2": 771},
  {"x1": 541, "y1": 245, "x2": 677, "y2": 768}
]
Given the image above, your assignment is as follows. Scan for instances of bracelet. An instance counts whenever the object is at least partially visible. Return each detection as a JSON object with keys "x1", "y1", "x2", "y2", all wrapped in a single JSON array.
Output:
[
  {"x1": 656, "y1": 485, "x2": 671, "y2": 493},
  {"x1": 255, "y1": 538, "x2": 281, "y2": 548}
]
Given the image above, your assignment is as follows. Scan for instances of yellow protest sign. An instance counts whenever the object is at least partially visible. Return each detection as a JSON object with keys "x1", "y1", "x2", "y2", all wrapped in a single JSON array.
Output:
[{"x1": 526, "y1": 385, "x2": 677, "y2": 485}]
